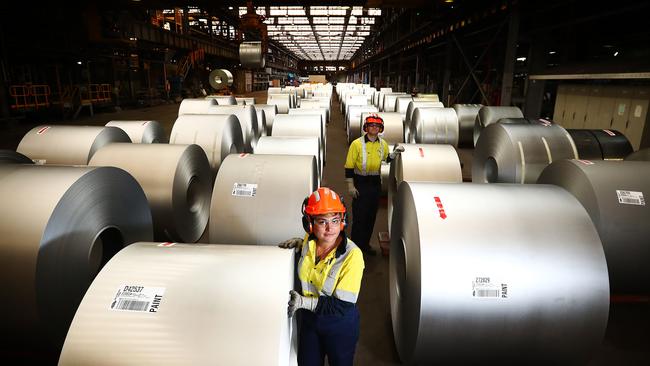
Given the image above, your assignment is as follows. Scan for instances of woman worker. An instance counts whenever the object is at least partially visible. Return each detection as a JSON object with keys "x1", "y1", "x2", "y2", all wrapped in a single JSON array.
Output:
[{"x1": 279, "y1": 187, "x2": 365, "y2": 366}]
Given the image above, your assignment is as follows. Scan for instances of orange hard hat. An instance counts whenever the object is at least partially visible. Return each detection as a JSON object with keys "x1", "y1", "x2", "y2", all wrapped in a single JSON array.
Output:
[
  {"x1": 303, "y1": 187, "x2": 346, "y2": 216},
  {"x1": 363, "y1": 113, "x2": 384, "y2": 132}
]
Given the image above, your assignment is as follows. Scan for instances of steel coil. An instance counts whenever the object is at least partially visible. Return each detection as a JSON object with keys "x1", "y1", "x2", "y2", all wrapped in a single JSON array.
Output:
[
  {"x1": 17, "y1": 125, "x2": 131, "y2": 165},
  {"x1": 390, "y1": 182, "x2": 609, "y2": 365},
  {"x1": 626, "y1": 148, "x2": 650, "y2": 161},
  {"x1": 382, "y1": 93, "x2": 409, "y2": 112},
  {"x1": 473, "y1": 122, "x2": 578, "y2": 183},
  {"x1": 415, "y1": 93, "x2": 439, "y2": 101},
  {"x1": 206, "y1": 95, "x2": 237, "y2": 105},
  {"x1": 412, "y1": 108, "x2": 459, "y2": 146},
  {"x1": 208, "y1": 69, "x2": 233, "y2": 90},
  {"x1": 235, "y1": 97, "x2": 256, "y2": 105},
  {"x1": 59, "y1": 242, "x2": 296, "y2": 365},
  {"x1": 207, "y1": 105, "x2": 260, "y2": 152},
  {"x1": 380, "y1": 162, "x2": 390, "y2": 196},
  {"x1": 178, "y1": 98, "x2": 218, "y2": 115},
  {"x1": 170, "y1": 115, "x2": 244, "y2": 175},
  {"x1": 299, "y1": 100, "x2": 330, "y2": 123},
  {"x1": 538, "y1": 159, "x2": 650, "y2": 294},
  {"x1": 405, "y1": 101, "x2": 444, "y2": 141},
  {"x1": 375, "y1": 88, "x2": 393, "y2": 107},
  {"x1": 255, "y1": 109, "x2": 267, "y2": 137},
  {"x1": 473, "y1": 106, "x2": 524, "y2": 146},
  {"x1": 567, "y1": 129, "x2": 633, "y2": 160},
  {"x1": 255, "y1": 136, "x2": 322, "y2": 181},
  {"x1": 0, "y1": 149, "x2": 33, "y2": 164},
  {"x1": 394, "y1": 96, "x2": 414, "y2": 117},
  {"x1": 272, "y1": 114, "x2": 325, "y2": 167},
  {"x1": 267, "y1": 94, "x2": 291, "y2": 114},
  {"x1": 287, "y1": 109, "x2": 328, "y2": 163},
  {"x1": 0, "y1": 165, "x2": 152, "y2": 348},
  {"x1": 347, "y1": 106, "x2": 378, "y2": 143},
  {"x1": 255, "y1": 104, "x2": 278, "y2": 135},
  {"x1": 89, "y1": 143, "x2": 212, "y2": 243},
  {"x1": 239, "y1": 41, "x2": 265, "y2": 68},
  {"x1": 105, "y1": 120, "x2": 167, "y2": 143},
  {"x1": 452, "y1": 104, "x2": 483, "y2": 148},
  {"x1": 210, "y1": 154, "x2": 317, "y2": 245}
]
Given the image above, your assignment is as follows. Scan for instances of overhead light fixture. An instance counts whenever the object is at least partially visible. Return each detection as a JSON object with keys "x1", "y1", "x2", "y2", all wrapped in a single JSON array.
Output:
[
  {"x1": 614, "y1": 51, "x2": 619, "y2": 56},
  {"x1": 516, "y1": 57, "x2": 527, "y2": 62}
]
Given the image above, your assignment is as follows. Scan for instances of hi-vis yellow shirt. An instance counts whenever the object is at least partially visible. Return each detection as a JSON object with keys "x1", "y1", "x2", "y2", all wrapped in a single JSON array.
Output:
[
  {"x1": 298, "y1": 236, "x2": 365, "y2": 303},
  {"x1": 345, "y1": 135, "x2": 389, "y2": 176}
]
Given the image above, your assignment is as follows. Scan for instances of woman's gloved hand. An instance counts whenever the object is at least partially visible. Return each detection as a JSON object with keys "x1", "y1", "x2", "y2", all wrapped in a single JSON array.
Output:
[
  {"x1": 278, "y1": 237, "x2": 303, "y2": 250},
  {"x1": 288, "y1": 290, "x2": 318, "y2": 316}
]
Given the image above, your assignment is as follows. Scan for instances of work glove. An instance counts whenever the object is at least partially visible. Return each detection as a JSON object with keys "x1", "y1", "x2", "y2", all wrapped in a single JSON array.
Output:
[
  {"x1": 346, "y1": 178, "x2": 359, "y2": 199},
  {"x1": 288, "y1": 290, "x2": 318, "y2": 317},
  {"x1": 278, "y1": 237, "x2": 303, "y2": 251},
  {"x1": 389, "y1": 144, "x2": 406, "y2": 159}
]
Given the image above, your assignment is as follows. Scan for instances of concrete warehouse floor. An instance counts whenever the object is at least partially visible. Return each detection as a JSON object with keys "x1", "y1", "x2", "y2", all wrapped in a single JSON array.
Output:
[{"x1": 0, "y1": 89, "x2": 648, "y2": 365}]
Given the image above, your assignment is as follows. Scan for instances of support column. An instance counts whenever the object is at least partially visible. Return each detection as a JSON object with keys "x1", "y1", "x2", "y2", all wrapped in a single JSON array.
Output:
[
  {"x1": 523, "y1": 37, "x2": 547, "y2": 118},
  {"x1": 500, "y1": 9, "x2": 520, "y2": 106},
  {"x1": 442, "y1": 37, "x2": 452, "y2": 105}
]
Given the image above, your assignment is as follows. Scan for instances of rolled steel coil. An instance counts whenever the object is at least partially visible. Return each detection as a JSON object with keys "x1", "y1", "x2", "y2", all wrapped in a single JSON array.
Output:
[
  {"x1": 472, "y1": 122, "x2": 578, "y2": 183},
  {"x1": 207, "y1": 105, "x2": 260, "y2": 152},
  {"x1": 89, "y1": 143, "x2": 212, "y2": 243},
  {"x1": 288, "y1": 108, "x2": 328, "y2": 162},
  {"x1": 255, "y1": 108, "x2": 267, "y2": 137},
  {"x1": 105, "y1": 120, "x2": 167, "y2": 143},
  {"x1": 235, "y1": 97, "x2": 256, "y2": 105},
  {"x1": 412, "y1": 108, "x2": 459, "y2": 146},
  {"x1": 0, "y1": 165, "x2": 152, "y2": 348},
  {"x1": 394, "y1": 96, "x2": 414, "y2": 116},
  {"x1": 299, "y1": 100, "x2": 330, "y2": 123},
  {"x1": 178, "y1": 98, "x2": 218, "y2": 115},
  {"x1": 0, "y1": 149, "x2": 33, "y2": 164},
  {"x1": 17, "y1": 125, "x2": 131, "y2": 165},
  {"x1": 405, "y1": 101, "x2": 444, "y2": 141},
  {"x1": 210, "y1": 154, "x2": 317, "y2": 245},
  {"x1": 358, "y1": 112, "x2": 404, "y2": 144},
  {"x1": 415, "y1": 93, "x2": 439, "y2": 101},
  {"x1": 239, "y1": 41, "x2": 265, "y2": 68},
  {"x1": 255, "y1": 104, "x2": 278, "y2": 135},
  {"x1": 538, "y1": 159, "x2": 650, "y2": 294},
  {"x1": 452, "y1": 104, "x2": 483, "y2": 148},
  {"x1": 567, "y1": 129, "x2": 633, "y2": 160},
  {"x1": 380, "y1": 162, "x2": 390, "y2": 196},
  {"x1": 208, "y1": 69, "x2": 233, "y2": 91},
  {"x1": 626, "y1": 148, "x2": 650, "y2": 161},
  {"x1": 272, "y1": 114, "x2": 325, "y2": 167},
  {"x1": 170, "y1": 115, "x2": 244, "y2": 175},
  {"x1": 59, "y1": 243, "x2": 296, "y2": 365},
  {"x1": 473, "y1": 106, "x2": 524, "y2": 146},
  {"x1": 347, "y1": 106, "x2": 379, "y2": 143},
  {"x1": 375, "y1": 88, "x2": 393, "y2": 107},
  {"x1": 267, "y1": 94, "x2": 291, "y2": 114},
  {"x1": 206, "y1": 95, "x2": 237, "y2": 105},
  {"x1": 387, "y1": 144, "x2": 462, "y2": 233},
  {"x1": 390, "y1": 182, "x2": 609, "y2": 365},
  {"x1": 382, "y1": 93, "x2": 409, "y2": 113},
  {"x1": 343, "y1": 94, "x2": 370, "y2": 115},
  {"x1": 255, "y1": 136, "x2": 322, "y2": 182}
]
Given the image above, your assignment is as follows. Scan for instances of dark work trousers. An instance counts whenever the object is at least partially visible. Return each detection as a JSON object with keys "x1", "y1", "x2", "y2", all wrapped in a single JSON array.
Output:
[
  {"x1": 350, "y1": 174, "x2": 381, "y2": 251},
  {"x1": 298, "y1": 308, "x2": 360, "y2": 366}
]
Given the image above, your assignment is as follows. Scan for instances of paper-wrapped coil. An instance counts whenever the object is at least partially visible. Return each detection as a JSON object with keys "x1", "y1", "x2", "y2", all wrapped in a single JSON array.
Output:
[
  {"x1": 170, "y1": 115, "x2": 244, "y2": 175},
  {"x1": 272, "y1": 114, "x2": 325, "y2": 168},
  {"x1": 390, "y1": 182, "x2": 609, "y2": 365},
  {"x1": 538, "y1": 159, "x2": 650, "y2": 294},
  {"x1": 0, "y1": 149, "x2": 33, "y2": 164},
  {"x1": 382, "y1": 93, "x2": 409, "y2": 112},
  {"x1": 255, "y1": 104, "x2": 278, "y2": 135},
  {"x1": 89, "y1": 143, "x2": 212, "y2": 243},
  {"x1": 206, "y1": 95, "x2": 237, "y2": 105},
  {"x1": 210, "y1": 154, "x2": 318, "y2": 245},
  {"x1": 239, "y1": 41, "x2": 265, "y2": 68},
  {"x1": 207, "y1": 105, "x2": 260, "y2": 152},
  {"x1": 472, "y1": 122, "x2": 578, "y2": 183},
  {"x1": 0, "y1": 165, "x2": 153, "y2": 348},
  {"x1": 208, "y1": 69, "x2": 233, "y2": 90},
  {"x1": 626, "y1": 148, "x2": 650, "y2": 161},
  {"x1": 105, "y1": 120, "x2": 167, "y2": 143},
  {"x1": 412, "y1": 108, "x2": 459, "y2": 146},
  {"x1": 405, "y1": 101, "x2": 444, "y2": 141},
  {"x1": 255, "y1": 136, "x2": 322, "y2": 182},
  {"x1": 17, "y1": 125, "x2": 131, "y2": 165},
  {"x1": 267, "y1": 94, "x2": 291, "y2": 114},
  {"x1": 567, "y1": 129, "x2": 633, "y2": 160},
  {"x1": 452, "y1": 104, "x2": 483, "y2": 148},
  {"x1": 235, "y1": 97, "x2": 256, "y2": 105},
  {"x1": 357, "y1": 112, "x2": 404, "y2": 144},
  {"x1": 178, "y1": 98, "x2": 218, "y2": 115},
  {"x1": 387, "y1": 144, "x2": 462, "y2": 233},
  {"x1": 59, "y1": 243, "x2": 296, "y2": 365},
  {"x1": 347, "y1": 106, "x2": 379, "y2": 143},
  {"x1": 473, "y1": 106, "x2": 524, "y2": 146}
]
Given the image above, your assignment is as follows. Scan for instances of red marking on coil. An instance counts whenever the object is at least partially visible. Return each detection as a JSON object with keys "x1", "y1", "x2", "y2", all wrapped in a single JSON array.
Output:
[
  {"x1": 419, "y1": 148, "x2": 424, "y2": 157},
  {"x1": 239, "y1": 153, "x2": 249, "y2": 158},
  {"x1": 158, "y1": 242, "x2": 175, "y2": 247},
  {"x1": 602, "y1": 129, "x2": 616, "y2": 136},
  {"x1": 434, "y1": 196, "x2": 447, "y2": 219},
  {"x1": 141, "y1": 121, "x2": 150, "y2": 126},
  {"x1": 576, "y1": 159, "x2": 594, "y2": 165},
  {"x1": 37, "y1": 126, "x2": 50, "y2": 135}
]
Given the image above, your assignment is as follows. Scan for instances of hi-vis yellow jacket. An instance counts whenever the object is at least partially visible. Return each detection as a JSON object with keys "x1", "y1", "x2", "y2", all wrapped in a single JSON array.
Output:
[{"x1": 345, "y1": 134, "x2": 390, "y2": 177}]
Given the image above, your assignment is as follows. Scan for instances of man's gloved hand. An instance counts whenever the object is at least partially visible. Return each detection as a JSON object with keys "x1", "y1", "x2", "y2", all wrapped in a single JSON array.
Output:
[
  {"x1": 278, "y1": 237, "x2": 303, "y2": 250},
  {"x1": 288, "y1": 290, "x2": 318, "y2": 317},
  {"x1": 345, "y1": 178, "x2": 359, "y2": 199},
  {"x1": 389, "y1": 144, "x2": 406, "y2": 159}
]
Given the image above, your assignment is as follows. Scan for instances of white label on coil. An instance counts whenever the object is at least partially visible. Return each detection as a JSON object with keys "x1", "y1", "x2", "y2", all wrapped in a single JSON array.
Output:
[
  {"x1": 32, "y1": 159, "x2": 47, "y2": 165},
  {"x1": 472, "y1": 277, "x2": 508, "y2": 299},
  {"x1": 110, "y1": 285, "x2": 166, "y2": 313},
  {"x1": 634, "y1": 105, "x2": 643, "y2": 118},
  {"x1": 616, "y1": 190, "x2": 645, "y2": 206},
  {"x1": 232, "y1": 183, "x2": 257, "y2": 197}
]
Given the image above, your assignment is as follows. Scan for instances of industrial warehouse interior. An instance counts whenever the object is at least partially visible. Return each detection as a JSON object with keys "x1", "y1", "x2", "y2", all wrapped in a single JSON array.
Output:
[{"x1": 0, "y1": 0, "x2": 649, "y2": 365}]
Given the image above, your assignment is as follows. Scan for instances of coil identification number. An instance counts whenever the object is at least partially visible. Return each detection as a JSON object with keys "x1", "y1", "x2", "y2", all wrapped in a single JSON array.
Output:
[
  {"x1": 110, "y1": 285, "x2": 166, "y2": 313},
  {"x1": 472, "y1": 277, "x2": 508, "y2": 299},
  {"x1": 616, "y1": 190, "x2": 645, "y2": 206},
  {"x1": 232, "y1": 183, "x2": 258, "y2": 197}
]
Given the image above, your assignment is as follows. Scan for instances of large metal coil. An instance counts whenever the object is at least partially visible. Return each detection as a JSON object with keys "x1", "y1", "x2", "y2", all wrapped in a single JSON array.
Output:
[
  {"x1": 17, "y1": 125, "x2": 131, "y2": 165},
  {"x1": 272, "y1": 114, "x2": 325, "y2": 167},
  {"x1": 415, "y1": 93, "x2": 439, "y2": 101},
  {"x1": 207, "y1": 105, "x2": 261, "y2": 152},
  {"x1": 374, "y1": 88, "x2": 393, "y2": 107},
  {"x1": 239, "y1": 41, "x2": 265, "y2": 68},
  {"x1": 288, "y1": 108, "x2": 328, "y2": 162},
  {"x1": 357, "y1": 112, "x2": 404, "y2": 144},
  {"x1": 89, "y1": 143, "x2": 212, "y2": 243},
  {"x1": 170, "y1": 115, "x2": 244, "y2": 175},
  {"x1": 567, "y1": 129, "x2": 633, "y2": 160},
  {"x1": 452, "y1": 104, "x2": 483, "y2": 148},
  {"x1": 267, "y1": 93, "x2": 292, "y2": 113},
  {"x1": 382, "y1": 93, "x2": 409, "y2": 112},
  {"x1": 0, "y1": 165, "x2": 153, "y2": 349},
  {"x1": 538, "y1": 159, "x2": 650, "y2": 294},
  {"x1": 347, "y1": 106, "x2": 379, "y2": 143},
  {"x1": 405, "y1": 101, "x2": 444, "y2": 141},
  {"x1": 473, "y1": 106, "x2": 524, "y2": 146},
  {"x1": 210, "y1": 154, "x2": 317, "y2": 245},
  {"x1": 59, "y1": 243, "x2": 297, "y2": 365},
  {"x1": 343, "y1": 94, "x2": 370, "y2": 114},
  {"x1": 626, "y1": 148, "x2": 650, "y2": 161},
  {"x1": 387, "y1": 144, "x2": 462, "y2": 234},
  {"x1": 412, "y1": 107, "x2": 459, "y2": 146},
  {"x1": 300, "y1": 99, "x2": 331, "y2": 122},
  {"x1": 390, "y1": 182, "x2": 609, "y2": 365},
  {"x1": 206, "y1": 95, "x2": 238, "y2": 105},
  {"x1": 105, "y1": 120, "x2": 167, "y2": 143},
  {"x1": 255, "y1": 108, "x2": 267, "y2": 137},
  {"x1": 178, "y1": 98, "x2": 218, "y2": 115},
  {"x1": 255, "y1": 104, "x2": 278, "y2": 135},
  {"x1": 255, "y1": 136, "x2": 322, "y2": 182},
  {"x1": 380, "y1": 162, "x2": 390, "y2": 196},
  {"x1": 235, "y1": 97, "x2": 256, "y2": 105},
  {"x1": 472, "y1": 122, "x2": 578, "y2": 184},
  {"x1": 394, "y1": 96, "x2": 414, "y2": 116},
  {"x1": 0, "y1": 149, "x2": 33, "y2": 164},
  {"x1": 208, "y1": 69, "x2": 233, "y2": 90},
  {"x1": 268, "y1": 87, "x2": 283, "y2": 94}
]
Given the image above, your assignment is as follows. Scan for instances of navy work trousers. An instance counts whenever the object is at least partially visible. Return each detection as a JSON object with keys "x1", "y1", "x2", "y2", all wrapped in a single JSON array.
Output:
[
  {"x1": 350, "y1": 175, "x2": 381, "y2": 251},
  {"x1": 298, "y1": 308, "x2": 360, "y2": 366}
]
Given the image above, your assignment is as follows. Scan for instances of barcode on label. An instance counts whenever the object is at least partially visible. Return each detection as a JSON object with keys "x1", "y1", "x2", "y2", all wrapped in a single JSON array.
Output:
[
  {"x1": 114, "y1": 299, "x2": 150, "y2": 311},
  {"x1": 475, "y1": 289, "x2": 500, "y2": 298},
  {"x1": 616, "y1": 190, "x2": 645, "y2": 206},
  {"x1": 232, "y1": 183, "x2": 257, "y2": 197},
  {"x1": 110, "y1": 285, "x2": 166, "y2": 313},
  {"x1": 472, "y1": 277, "x2": 508, "y2": 299}
]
